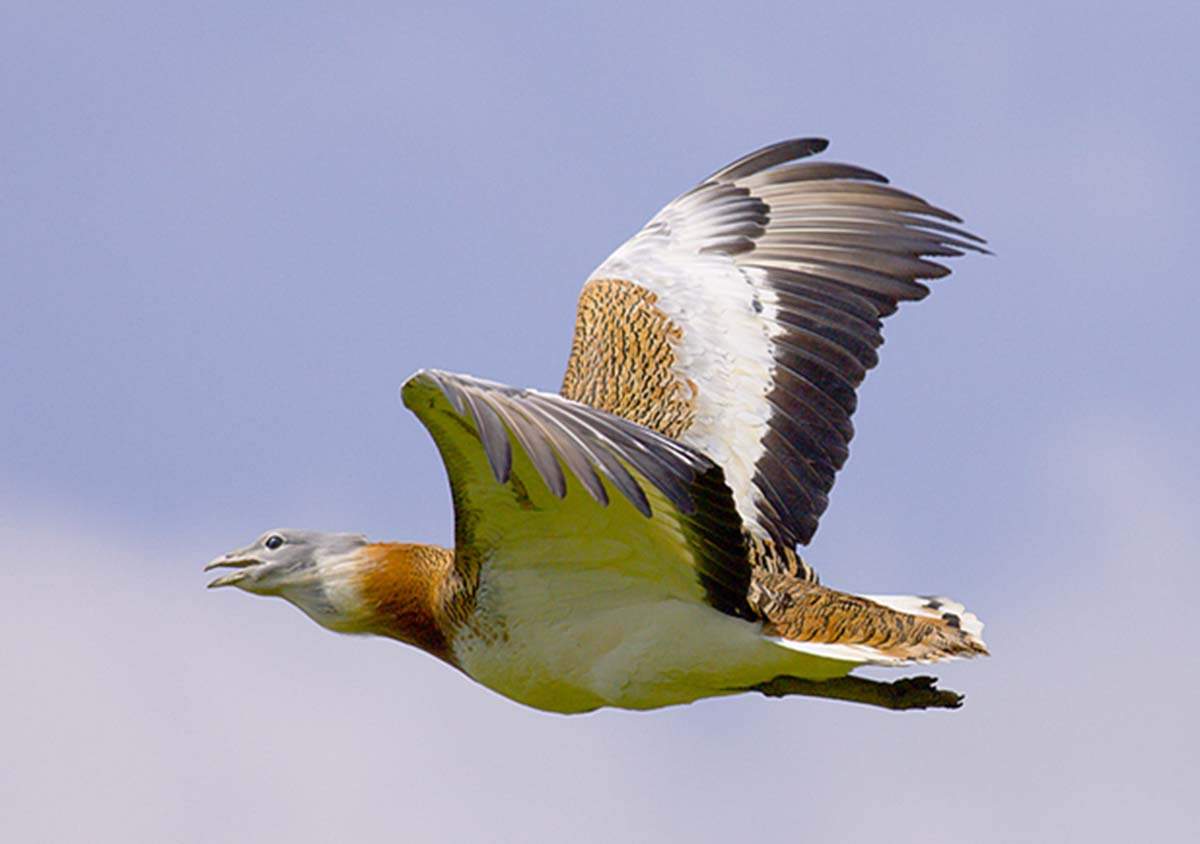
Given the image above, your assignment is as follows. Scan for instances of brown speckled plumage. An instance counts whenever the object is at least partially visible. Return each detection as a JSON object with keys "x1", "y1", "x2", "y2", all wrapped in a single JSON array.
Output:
[
  {"x1": 561, "y1": 279, "x2": 697, "y2": 439},
  {"x1": 746, "y1": 531, "x2": 818, "y2": 583},
  {"x1": 749, "y1": 572, "x2": 987, "y2": 660}
]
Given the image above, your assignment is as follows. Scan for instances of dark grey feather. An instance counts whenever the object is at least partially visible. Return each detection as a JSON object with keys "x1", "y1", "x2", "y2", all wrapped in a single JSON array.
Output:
[
  {"x1": 706, "y1": 138, "x2": 829, "y2": 182},
  {"x1": 745, "y1": 161, "x2": 890, "y2": 185},
  {"x1": 415, "y1": 371, "x2": 717, "y2": 517},
  {"x1": 460, "y1": 389, "x2": 512, "y2": 484},
  {"x1": 487, "y1": 400, "x2": 567, "y2": 498}
]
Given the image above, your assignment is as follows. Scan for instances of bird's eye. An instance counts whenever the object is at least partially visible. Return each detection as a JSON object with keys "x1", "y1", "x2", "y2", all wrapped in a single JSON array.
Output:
[{"x1": 265, "y1": 535, "x2": 284, "y2": 550}]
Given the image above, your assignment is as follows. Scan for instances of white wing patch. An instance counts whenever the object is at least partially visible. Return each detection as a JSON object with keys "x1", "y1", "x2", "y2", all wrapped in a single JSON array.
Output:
[{"x1": 593, "y1": 243, "x2": 778, "y2": 532}]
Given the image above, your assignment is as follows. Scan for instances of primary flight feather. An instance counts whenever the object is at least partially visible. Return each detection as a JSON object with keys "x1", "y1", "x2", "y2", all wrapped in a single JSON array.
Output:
[{"x1": 207, "y1": 138, "x2": 988, "y2": 713}]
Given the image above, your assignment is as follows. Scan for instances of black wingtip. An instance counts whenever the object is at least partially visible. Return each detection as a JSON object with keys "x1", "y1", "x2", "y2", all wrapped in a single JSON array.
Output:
[{"x1": 708, "y1": 137, "x2": 831, "y2": 182}]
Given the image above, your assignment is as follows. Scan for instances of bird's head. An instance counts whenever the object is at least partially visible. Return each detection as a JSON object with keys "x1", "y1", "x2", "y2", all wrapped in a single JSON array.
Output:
[{"x1": 205, "y1": 528, "x2": 371, "y2": 633}]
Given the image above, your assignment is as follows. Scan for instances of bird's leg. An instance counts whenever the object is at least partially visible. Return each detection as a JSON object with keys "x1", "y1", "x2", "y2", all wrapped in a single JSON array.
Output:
[{"x1": 750, "y1": 674, "x2": 964, "y2": 711}]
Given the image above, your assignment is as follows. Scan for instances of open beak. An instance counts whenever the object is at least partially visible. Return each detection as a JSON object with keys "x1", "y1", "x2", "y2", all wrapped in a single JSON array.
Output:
[{"x1": 204, "y1": 554, "x2": 262, "y2": 589}]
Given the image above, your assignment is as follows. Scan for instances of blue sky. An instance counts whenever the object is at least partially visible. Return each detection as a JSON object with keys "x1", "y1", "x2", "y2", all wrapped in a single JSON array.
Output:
[{"x1": 3, "y1": 2, "x2": 1198, "y2": 841}]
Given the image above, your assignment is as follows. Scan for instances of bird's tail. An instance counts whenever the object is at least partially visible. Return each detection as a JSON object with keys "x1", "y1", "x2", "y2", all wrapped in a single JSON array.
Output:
[
  {"x1": 859, "y1": 593, "x2": 985, "y2": 645},
  {"x1": 753, "y1": 575, "x2": 988, "y2": 666}
]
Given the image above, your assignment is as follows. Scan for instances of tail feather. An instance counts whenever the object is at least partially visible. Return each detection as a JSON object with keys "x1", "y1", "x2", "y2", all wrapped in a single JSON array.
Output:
[
  {"x1": 859, "y1": 593, "x2": 987, "y2": 647},
  {"x1": 752, "y1": 574, "x2": 988, "y2": 667}
]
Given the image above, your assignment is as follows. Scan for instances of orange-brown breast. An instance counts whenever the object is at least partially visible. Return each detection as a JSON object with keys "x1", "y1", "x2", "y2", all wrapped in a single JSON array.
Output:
[
  {"x1": 561, "y1": 278, "x2": 697, "y2": 438},
  {"x1": 356, "y1": 543, "x2": 460, "y2": 664},
  {"x1": 750, "y1": 572, "x2": 987, "y2": 661}
]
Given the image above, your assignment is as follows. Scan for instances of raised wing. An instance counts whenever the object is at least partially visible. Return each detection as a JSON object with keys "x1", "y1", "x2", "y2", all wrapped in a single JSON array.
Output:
[
  {"x1": 401, "y1": 370, "x2": 754, "y2": 621},
  {"x1": 561, "y1": 138, "x2": 985, "y2": 551}
]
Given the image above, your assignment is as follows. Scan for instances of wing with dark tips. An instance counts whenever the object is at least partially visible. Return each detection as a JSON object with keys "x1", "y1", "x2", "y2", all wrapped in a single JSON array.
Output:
[
  {"x1": 401, "y1": 370, "x2": 754, "y2": 620},
  {"x1": 561, "y1": 138, "x2": 985, "y2": 563}
]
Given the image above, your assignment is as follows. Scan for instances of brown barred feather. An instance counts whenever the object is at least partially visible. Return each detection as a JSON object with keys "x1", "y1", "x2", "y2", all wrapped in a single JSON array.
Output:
[
  {"x1": 561, "y1": 279, "x2": 697, "y2": 440},
  {"x1": 749, "y1": 572, "x2": 988, "y2": 661}
]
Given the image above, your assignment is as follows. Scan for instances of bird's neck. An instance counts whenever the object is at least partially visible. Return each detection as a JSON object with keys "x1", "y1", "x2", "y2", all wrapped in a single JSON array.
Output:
[{"x1": 350, "y1": 542, "x2": 460, "y2": 664}]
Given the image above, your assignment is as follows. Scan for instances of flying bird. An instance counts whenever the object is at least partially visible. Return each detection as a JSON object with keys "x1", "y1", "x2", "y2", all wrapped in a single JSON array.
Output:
[{"x1": 207, "y1": 138, "x2": 988, "y2": 713}]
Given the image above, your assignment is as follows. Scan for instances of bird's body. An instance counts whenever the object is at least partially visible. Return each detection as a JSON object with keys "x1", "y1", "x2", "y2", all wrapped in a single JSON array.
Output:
[
  {"x1": 452, "y1": 575, "x2": 828, "y2": 714},
  {"x1": 208, "y1": 138, "x2": 989, "y2": 713}
]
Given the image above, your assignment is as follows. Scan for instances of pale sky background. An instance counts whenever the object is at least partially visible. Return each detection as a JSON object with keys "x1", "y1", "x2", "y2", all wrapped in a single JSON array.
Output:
[{"x1": 3, "y1": 2, "x2": 1198, "y2": 841}]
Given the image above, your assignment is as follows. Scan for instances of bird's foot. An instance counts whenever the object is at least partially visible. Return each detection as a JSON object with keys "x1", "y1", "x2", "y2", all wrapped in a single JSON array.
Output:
[{"x1": 752, "y1": 673, "x2": 964, "y2": 711}]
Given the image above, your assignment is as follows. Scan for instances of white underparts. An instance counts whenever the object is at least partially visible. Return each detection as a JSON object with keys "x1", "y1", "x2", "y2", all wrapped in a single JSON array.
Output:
[{"x1": 451, "y1": 566, "x2": 856, "y2": 713}]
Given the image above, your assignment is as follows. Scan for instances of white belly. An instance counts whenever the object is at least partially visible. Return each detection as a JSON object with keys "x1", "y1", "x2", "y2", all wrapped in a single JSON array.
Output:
[{"x1": 450, "y1": 567, "x2": 853, "y2": 713}]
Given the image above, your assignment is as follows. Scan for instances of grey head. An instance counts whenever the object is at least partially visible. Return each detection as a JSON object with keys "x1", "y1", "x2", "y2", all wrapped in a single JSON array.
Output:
[{"x1": 205, "y1": 528, "x2": 368, "y2": 630}]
